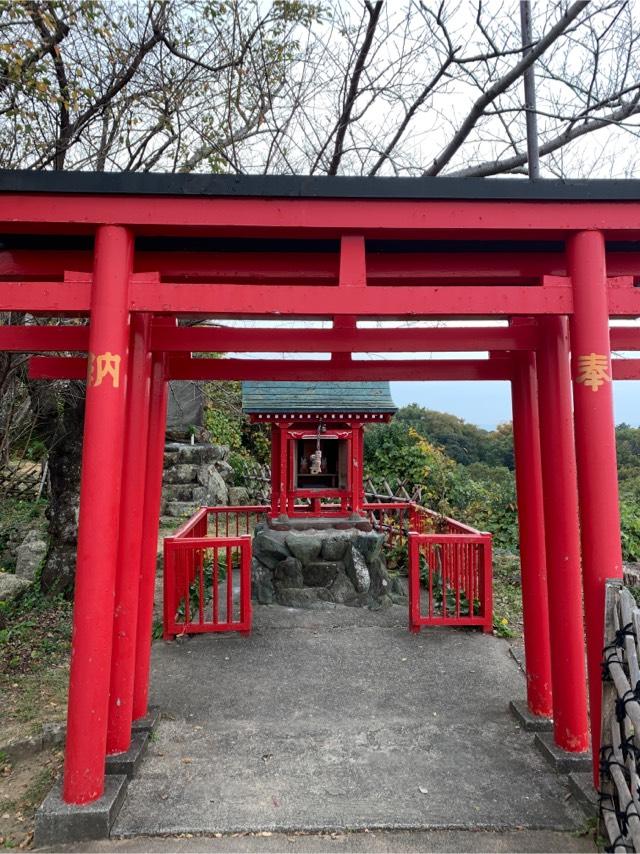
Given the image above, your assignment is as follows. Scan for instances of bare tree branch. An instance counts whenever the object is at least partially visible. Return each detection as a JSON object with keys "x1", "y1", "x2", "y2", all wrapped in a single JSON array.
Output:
[{"x1": 423, "y1": 0, "x2": 589, "y2": 175}]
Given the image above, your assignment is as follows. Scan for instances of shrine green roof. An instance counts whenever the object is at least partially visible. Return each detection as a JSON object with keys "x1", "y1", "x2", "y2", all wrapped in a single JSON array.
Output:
[{"x1": 241, "y1": 382, "x2": 396, "y2": 414}]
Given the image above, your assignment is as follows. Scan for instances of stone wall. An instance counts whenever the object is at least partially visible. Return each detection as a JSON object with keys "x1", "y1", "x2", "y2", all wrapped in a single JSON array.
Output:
[
  {"x1": 251, "y1": 523, "x2": 409, "y2": 610},
  {"x1": 162, "y1": 442, "x2": 233, "y2": 522}
]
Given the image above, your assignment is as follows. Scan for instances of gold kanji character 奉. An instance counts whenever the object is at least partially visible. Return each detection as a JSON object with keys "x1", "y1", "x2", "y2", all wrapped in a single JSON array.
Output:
[
  {"x1": 88, "y1": 352, "x2": 121, "y2": 388},
  {"x1": 575, "y1": 353, "x2": 610, "y2": 392}
]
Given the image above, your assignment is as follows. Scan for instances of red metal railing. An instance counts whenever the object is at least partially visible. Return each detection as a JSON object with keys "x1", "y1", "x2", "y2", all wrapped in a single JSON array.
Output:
[
  {"x1": 364, "y1": 501, "x2": 492, "y2": 632},
  {"x1": 164, "y1": 502, "x2": 492, "y2": 637},
  {"x1": 408, "y1": 531, "x2": 493, "y2": 633},
  {"x1": 163, "y1": 506, "x2": 267, "y2": 639},
  {"x1": 205, "y1": 505, "x2": 269, "y2": 537},
  {"x1": 363, "y1": 502, "x2": 428, "y2": 546}
]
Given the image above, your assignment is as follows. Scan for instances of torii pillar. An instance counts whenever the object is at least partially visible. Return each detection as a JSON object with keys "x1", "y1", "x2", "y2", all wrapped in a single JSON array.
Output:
[
  {"x1": 568, "y1": 230, "x2": 623, "y2": 783},
  {"x1": 63, "y1": 226, "x2": 132, "y2": 803}
]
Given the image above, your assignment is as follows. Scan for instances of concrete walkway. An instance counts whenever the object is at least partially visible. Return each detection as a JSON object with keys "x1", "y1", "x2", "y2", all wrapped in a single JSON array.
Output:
[
  {"x1": 63, "y1": 829, "x2": 595, "y2": 853},
  {"x1": 109, "y1": 604, "x2": 590, "y2": 847}
]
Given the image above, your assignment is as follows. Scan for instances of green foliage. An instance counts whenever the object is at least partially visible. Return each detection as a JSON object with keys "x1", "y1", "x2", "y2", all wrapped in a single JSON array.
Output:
[
  {"x1": 364, "y1": 420, "x2": 518, "y2": 550},
  {"x1": 456, "y1": 464, "x2": 518, "y2": 551},
  {"x1": 618, "y1": 425, "x2": 640, "y2": 562},
  {"x1": 203, "y1": 380, "x2": 270, "y2": 471},
  {"x1": 364, "y1": 423, "x2": 456, "y2": 512},
  {"x1": 204, "y1": 406, "x2": 243, "y2": 450},
  {"x1": 395, "y1": 405, "x2": 514, "y2": 469},
  {"x1": 491, "y1": 552, "x2": 523, "y2": 638},
  {"x1": 366, "y1": 408, "x2": 640, "y2": 560},
  {"x1": 621, "y1": 497, "x2": 640, "y2": 562}
]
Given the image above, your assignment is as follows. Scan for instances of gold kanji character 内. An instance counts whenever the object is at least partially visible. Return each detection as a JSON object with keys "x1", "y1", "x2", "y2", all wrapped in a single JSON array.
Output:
[
  {"x1": 575, "y1": 352, "x2": 611, "y2": 392},
  {"x1": 87, "y1": 352, "x2": 121, "y2": 388}
]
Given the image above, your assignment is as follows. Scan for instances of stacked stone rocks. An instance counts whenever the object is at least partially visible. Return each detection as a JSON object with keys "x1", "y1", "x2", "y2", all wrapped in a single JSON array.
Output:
[
  {"x1": 161, "y1": 442, "x2": 232, "y2": 524},
  {"x1": 251, "y1": 523, "x2": 409, "y2": 610}
]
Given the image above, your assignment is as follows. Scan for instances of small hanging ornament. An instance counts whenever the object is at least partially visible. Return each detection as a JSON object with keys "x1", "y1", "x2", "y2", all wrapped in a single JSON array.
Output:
[{"x1": 310, "y1": 422, "x2": 325, "y2": 474}]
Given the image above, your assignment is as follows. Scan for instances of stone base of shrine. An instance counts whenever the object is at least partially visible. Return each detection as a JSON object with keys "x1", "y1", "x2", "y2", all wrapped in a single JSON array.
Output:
[{"x1": 251, "y1": 518, "x2": 407, "y2": 610}]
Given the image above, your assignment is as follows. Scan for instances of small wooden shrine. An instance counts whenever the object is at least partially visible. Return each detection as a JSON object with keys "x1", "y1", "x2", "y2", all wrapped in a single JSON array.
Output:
[{"x1": 242, "y1": 381, "x2": 396, "y2": 518}]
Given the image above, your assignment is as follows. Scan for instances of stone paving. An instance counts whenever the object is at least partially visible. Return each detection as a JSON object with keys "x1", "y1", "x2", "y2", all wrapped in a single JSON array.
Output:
[{"x1": 111, "y1": 605, "x2": 589, "y2": 841}]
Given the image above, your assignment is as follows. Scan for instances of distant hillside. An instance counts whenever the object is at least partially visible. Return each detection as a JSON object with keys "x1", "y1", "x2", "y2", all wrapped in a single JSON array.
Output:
[
  {"x1": 364, "y1": 404, "x2": 640, "y2": 561},
  {"x1": 394, "y1": 405, "x2": 514, "y2": 469}
]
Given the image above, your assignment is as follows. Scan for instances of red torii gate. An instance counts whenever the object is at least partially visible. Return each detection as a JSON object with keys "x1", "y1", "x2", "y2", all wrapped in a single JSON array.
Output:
[{"x1": 1, "y1": 171, "x2": 640, "y2": 806}]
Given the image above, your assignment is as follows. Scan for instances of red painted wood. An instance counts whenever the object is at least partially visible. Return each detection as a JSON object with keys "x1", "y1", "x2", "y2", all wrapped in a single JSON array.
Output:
[
  {"x1": 613, "y1": 359, "x2": 640, "y2": 379},
  {"x1": 107, "y1": 314, "x2": 152, "y2": 755},
  {"x1": 278, "y1": 424, "x2": 288, "y2": 517},
  {"x1": 27, "y1": 353, "x2": 640, "y2": 382},
  {"x1": 0, "y1": 325, "x2": 90, "y2": 351},
  {"x1": 131, "y1": 282, "x2": 574, "y2": 316},
  {"x1": 568, "y1": 231, "x2": 624, "y2": 785},
  {"x1": 270, "y1": 424, "x2": 280, "y2": 517},
  {"x1": 408, "y1": 533, "x2": 493, "y2": 632},
  {"x1": 0, "y1": 323, "x2": 539, "y2": 352},
  {"x1": 28, "y1": 357, "x2": 86, "y2": 379},
  {"x1": 511, "y1": 345, "x2": 553, "y2": 718},
  {"x1": 6, "y1": 321, "x2": 640, "y2": 356},
  {"x1": 150, "y1": 325, "x2": 541, "y2": 353},
  {"x1": 63, "y1": 226, "x2": 132, "y2": 805},
  {"x1": 339, "y1": 235, "x2": 367, "y2": 287},
  {"x1": 536, "y1": 315, "x2": 589, "y2": 753},
  {"x1": 166, "y1": 357, "x2": 515, "y2": 381},
  {"x1": 133, "y1": 346, "x2": 170, "y2": 721},
  {"x1": 4, "y1": 247, "x2": 640, "y2": 282},
  {"x1": 3, "y1": 278, "x2": 639, "y2": 317},
  {"x1": 6, "y1": 194, "x2": 640, "y2": 238}
]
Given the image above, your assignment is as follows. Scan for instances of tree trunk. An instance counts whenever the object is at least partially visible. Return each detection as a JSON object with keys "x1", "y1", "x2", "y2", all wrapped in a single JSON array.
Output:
[{"x1": 28, "y1": 380, "x2": 85, "y2": 596}]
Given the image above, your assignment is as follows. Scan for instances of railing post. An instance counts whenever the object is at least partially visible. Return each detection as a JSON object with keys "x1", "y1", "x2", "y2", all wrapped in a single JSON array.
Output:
[
  {"x1": 162, "y1": 539, "x2": 174, "y2": 641},
  {"x1": 240, "y1": 537, "x2": 252, "y2": 635},
  {"x1": 482, "y1": 536, "x2": 493, "y2": 634},
  {"x1": 63, "y1": 225, "x2": 132, "y2": 804},
  {"x1": 408, "y1": 532, "x2": 421, "y2": 633}
]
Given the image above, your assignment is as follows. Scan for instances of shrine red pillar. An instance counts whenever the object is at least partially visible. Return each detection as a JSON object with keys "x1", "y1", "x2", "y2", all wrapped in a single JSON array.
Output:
[
  {"x1": 351, "y1": 424, "x2": 364, "y2": 515},
  {"x1": 568, "y1": 230, "x2": 623, "y2": 780},
  {"x1": 132, "y1": 349, "x2": 169, "y2": 721},
  {"x1": 278, "y1": 424, "x2": 288, "y2": 516},
  {"x1": 107, "y1": 314, "x2": 152, "y2": 753},
  {"x1": 270, "y1": 424, "x2": 280, "y2": 517},
  {"x1": 510, "y1": 347, "x2": 553, "y2": 718},
  {"x1": 536, "y1": 315, "x2": 590, "y2": 753},
  {"x1": 63, "y1": 225, "x2": 132, "y2": 804}
]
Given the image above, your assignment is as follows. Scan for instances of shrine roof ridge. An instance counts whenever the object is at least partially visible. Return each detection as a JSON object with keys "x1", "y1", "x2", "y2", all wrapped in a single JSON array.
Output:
[
  {"x1": 242, "y1": 381, "x2": 397, "y2": 414},
  {"x1": 2, "y1": 170, "x2": 640, "y2": 201}
]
